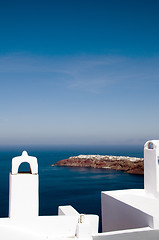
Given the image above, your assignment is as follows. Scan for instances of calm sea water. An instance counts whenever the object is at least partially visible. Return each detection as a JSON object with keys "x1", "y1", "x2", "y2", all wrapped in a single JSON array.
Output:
[{"x1": 0, "y1": 145, "x2": 144, "y2": 231}]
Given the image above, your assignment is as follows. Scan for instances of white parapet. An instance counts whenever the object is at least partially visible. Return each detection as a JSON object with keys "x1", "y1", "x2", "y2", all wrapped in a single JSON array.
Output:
[
  {"x1": 9, "y1": 151, "x2": 39, "y2": 219},
  {"x1": 93, "y1": 227, "x2": 159, "y2": 240}
]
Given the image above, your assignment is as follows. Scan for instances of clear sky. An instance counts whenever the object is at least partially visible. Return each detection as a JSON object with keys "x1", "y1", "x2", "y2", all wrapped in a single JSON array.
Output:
[{"x1": 0, "y1": 0, "x2": 159, "y2": 146}]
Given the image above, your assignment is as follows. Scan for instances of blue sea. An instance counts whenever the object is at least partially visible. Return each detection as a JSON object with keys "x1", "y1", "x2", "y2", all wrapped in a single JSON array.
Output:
[{"x1": 0, "y1": 145, "x2": 144, "y2": 231}]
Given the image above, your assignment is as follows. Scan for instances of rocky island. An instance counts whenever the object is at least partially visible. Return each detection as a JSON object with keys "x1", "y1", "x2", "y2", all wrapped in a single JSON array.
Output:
[{"x1": 54, "y1": 155, "x2": 144, "y2": 174}]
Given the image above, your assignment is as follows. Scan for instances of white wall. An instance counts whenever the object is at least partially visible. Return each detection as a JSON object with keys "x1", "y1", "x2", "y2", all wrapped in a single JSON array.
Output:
[{"x1": 101, "y1": 192, "x2": 152, "y2": 232}]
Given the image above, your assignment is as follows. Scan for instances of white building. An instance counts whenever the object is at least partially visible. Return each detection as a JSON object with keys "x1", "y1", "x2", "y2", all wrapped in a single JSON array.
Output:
[{"x1": 0, "y1": 140, "x2": 159, "y2": 239}]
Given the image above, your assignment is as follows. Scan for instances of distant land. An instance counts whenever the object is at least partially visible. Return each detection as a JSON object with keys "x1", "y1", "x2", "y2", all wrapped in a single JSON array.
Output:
[{"x1": 53, "y1": 155, "x2": 144, "y2": 175}]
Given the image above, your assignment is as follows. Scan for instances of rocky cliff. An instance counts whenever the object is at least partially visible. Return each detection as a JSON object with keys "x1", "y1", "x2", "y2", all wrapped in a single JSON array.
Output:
[{"x1": 54, "y1": 155, "x2": 144, "y2": 175}]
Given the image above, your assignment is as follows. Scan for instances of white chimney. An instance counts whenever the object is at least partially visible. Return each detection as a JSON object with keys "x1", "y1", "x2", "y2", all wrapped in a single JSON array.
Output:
[
  {"x1": 9, "y1": 151, "x2": 39, "y2": 219},
  {"x1": 144, "y1": 140, "x2": 159, "y2": 197}
]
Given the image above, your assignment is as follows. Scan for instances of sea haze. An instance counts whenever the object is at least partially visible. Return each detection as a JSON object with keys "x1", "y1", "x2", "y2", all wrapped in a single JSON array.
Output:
[{"x1": 0, "y1": 145, "x2": 144, "y2": 231}]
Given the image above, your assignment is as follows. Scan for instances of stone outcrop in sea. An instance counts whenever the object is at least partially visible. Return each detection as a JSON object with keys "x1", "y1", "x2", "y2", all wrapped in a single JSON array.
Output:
[{"x1": 54, "y1": 155, "x2": 144, "y2": 174}]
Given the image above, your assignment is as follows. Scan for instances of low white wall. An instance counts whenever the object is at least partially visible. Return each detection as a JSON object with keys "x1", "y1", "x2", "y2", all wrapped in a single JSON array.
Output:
[
  {"x1": 93, "y1": 228, "x2": 159, "y2": 240},
  {"x1": 58, "y1": 205, "x2": 99, "y2": 235},
  {"x1": 58, "y1": 205, "x2": 79, "y2": 216}
]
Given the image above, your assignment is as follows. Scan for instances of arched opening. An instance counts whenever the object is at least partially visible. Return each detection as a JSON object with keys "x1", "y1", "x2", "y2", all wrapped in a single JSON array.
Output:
[{"x1": 18, "y1": 162, "x2": 32, "y2": 174}]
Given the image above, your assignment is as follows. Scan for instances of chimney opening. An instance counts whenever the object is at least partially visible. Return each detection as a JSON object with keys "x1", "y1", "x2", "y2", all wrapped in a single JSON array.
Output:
[
  {"x1": 18, "y1": 162, "x2": 32, "y2": 174},
  {"x1": 148, "y1": 142, "x2": 154, "y2": 149}
]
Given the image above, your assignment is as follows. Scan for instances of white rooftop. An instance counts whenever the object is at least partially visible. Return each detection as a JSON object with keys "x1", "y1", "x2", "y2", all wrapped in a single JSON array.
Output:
[{"x1": 1, "y1": 140, "x2": 159, "y2": 240}]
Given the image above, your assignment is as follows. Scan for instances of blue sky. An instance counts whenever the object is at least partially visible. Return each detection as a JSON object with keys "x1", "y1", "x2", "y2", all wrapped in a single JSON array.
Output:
[{"x1": 0, "y1": 0, "x2": 159, "y2": 146}]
